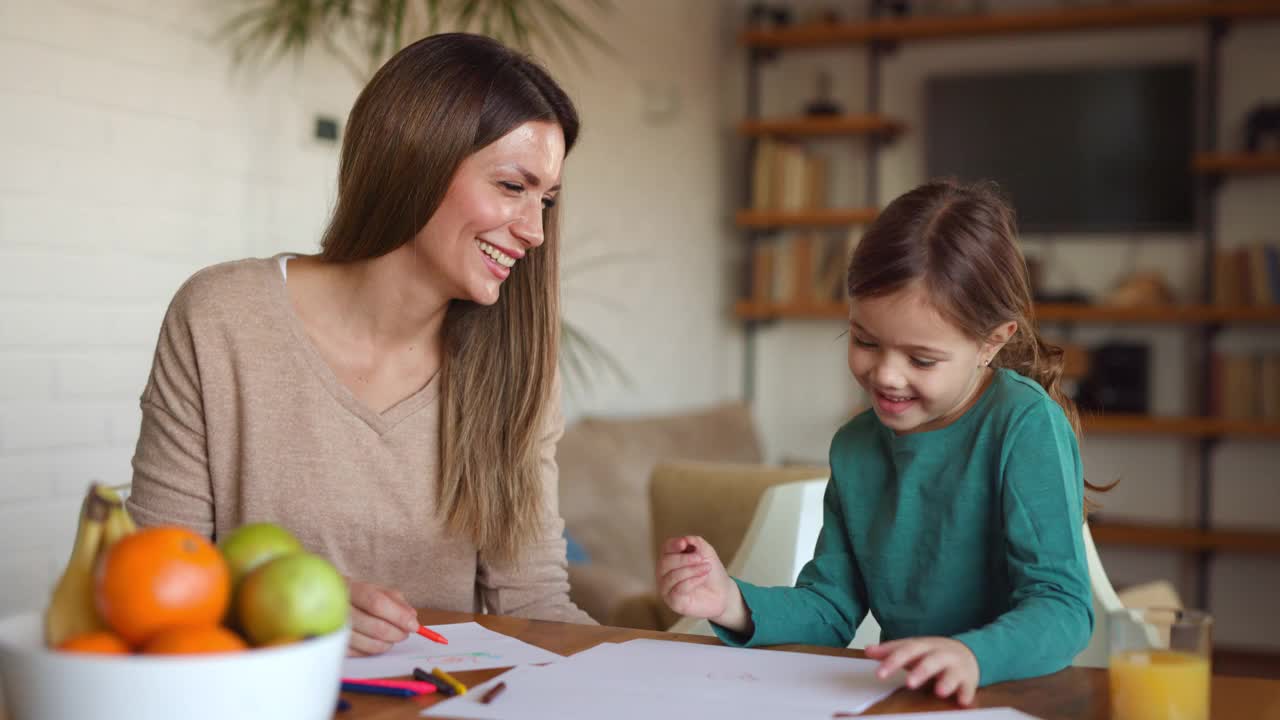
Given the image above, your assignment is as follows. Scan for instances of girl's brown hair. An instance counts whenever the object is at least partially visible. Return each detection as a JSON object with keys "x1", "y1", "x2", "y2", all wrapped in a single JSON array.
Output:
[
  {"x1": 847, "y1": 179, "x2": 1111, "y2": 500},
  {"x1": 320, "y1": 33, "x2": 579, "y2": 561}
]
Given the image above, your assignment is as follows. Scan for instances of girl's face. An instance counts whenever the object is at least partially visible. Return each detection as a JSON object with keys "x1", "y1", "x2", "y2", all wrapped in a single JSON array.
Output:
[
  {"x1": 411, "y1": 120, "x2": 565, "y2": 306},
  {"x1": 848, "y1": 281, "x2": 1013, "y2": 435}
]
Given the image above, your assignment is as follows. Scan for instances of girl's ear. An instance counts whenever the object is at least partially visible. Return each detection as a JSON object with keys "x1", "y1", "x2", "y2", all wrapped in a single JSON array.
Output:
[{"x1": 981, "y1": 321, "x2": 1019, "y2": 366}]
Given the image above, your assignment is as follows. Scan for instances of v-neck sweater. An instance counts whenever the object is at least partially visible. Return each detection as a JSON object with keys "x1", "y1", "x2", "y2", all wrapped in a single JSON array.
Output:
[{"x1": 126, "y1": 256, "x2": 591, "y2": 623}]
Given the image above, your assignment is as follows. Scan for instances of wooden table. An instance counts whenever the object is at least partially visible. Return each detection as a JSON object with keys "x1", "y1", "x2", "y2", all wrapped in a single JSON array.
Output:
[{"x1": 340, "y1": 609, "x2": 1280, "y2": 719}]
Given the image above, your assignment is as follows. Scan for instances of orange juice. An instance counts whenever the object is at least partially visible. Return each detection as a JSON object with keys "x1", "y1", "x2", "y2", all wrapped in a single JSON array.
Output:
[{"x1": 1110, "y1": 649, "x2": 1210, "y2": 720}]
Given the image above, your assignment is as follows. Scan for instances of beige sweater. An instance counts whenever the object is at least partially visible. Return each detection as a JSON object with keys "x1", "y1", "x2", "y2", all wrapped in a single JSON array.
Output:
[{"x1": 126, "y1": 256, "x2": 592, "y2": 624}]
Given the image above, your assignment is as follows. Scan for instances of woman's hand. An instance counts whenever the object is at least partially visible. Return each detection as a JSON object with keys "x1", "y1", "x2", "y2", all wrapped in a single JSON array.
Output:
[
  {"x1": 345, "y1": 578, "x2": 419, "y2": 657},
  {"x1": 655, "y1": 536, "x2": 749, "y2": 633},
  {"x1": 865, "y1": 636, "x2": 979, "y2": 706}
]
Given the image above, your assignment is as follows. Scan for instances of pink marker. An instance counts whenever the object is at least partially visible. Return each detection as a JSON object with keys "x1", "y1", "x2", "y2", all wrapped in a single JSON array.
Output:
[{"x1": 340, "y1": 678, "x2": 437, "y2": 694}]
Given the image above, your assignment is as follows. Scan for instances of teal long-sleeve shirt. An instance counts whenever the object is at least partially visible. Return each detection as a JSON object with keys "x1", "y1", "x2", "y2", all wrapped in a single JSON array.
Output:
[{"x1": 714, "y1": 369, "x2": 1093, "y2": 686}]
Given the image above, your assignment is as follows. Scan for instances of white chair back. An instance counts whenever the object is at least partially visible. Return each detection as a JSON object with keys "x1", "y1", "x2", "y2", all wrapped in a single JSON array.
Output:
[{"x1": 1075, "y1": 522, "x2": 1124, "y2": 667}]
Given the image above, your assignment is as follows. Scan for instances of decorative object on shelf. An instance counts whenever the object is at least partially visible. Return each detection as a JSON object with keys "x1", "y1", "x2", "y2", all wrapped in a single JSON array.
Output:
[
  {"x1": 803, "y1": 70, "x2": 844, "y2": 117},
  {"x1": 871, "y1": 0, "x2": 912, "y2": 18},
  {"x1": 1076, "y1": 343, "x2": 1150, "y2": 415},
  {"x1": 746, "y1": 2, "x2": 792, "y2": 30},
  {"x1": 1245, "y1": 101, "x2": 1280, "y2": 152},
  {"x1": 1102, "y1": 271, "x2": 1176, "y2": 308}
]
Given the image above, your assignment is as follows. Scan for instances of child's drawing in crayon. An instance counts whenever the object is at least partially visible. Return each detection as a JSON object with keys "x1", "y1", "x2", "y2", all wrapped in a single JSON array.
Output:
[
  {"x1": 706, "y1": 671, "x2": 761, "y2": 683},
  {"x1": 420, "y1": 651, "x2": 504, "y2": 666}
]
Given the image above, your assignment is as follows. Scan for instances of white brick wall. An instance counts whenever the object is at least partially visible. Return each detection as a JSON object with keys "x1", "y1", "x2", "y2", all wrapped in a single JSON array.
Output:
[{"x1": 0, "y1": 0, "x2": 362, "y2": 613}]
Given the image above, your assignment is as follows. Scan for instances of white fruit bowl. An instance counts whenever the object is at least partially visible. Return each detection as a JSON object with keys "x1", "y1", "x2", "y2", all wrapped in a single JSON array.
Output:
[{"x1": 0, "y1": 612, "x2": 349, "y2": 720}]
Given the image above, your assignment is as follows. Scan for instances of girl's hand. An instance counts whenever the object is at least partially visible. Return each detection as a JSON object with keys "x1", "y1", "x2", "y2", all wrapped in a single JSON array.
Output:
[
  {"x1": 865, "y1": 636, "x2": 979, "y2": 706},
  {"x1": 344, "y1": 578, "x2": 419, "y2": 657},
  {"x1": 656, "y1": 536, "x2": 748, "y2": 631}
]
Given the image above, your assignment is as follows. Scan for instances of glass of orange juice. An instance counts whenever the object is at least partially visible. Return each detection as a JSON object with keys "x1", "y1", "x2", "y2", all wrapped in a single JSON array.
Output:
[{"x1": 1109, "y1": 607, "x2": 1212, "y2": 720}]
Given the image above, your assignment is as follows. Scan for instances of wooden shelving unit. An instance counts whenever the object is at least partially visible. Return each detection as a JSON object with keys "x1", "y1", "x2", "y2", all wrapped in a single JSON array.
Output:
[
  {"x1": 1082, "y1": 414, "x2": 1280, "y2": 440},
  {"x1": 1036, "y1": 303, "x2": 1280, "y2": 324},
  {"x1": 1091, "y1": 522, "x2": 1280, "y2": 555},
  {"x1": 735, "y1": 208, "x2": 878, "y2": 228},
  {"x1": 1193, "y1": 151, "x2": 1280, "y2": 175},
  {"x1": 734, "y1": 2, "x2": 1280, "y2": 624},
  {"x1": 733, "y1": 300, "x2": 1280, "y2": 326},
  {"x1": 739, "y1": 114, "x2": 904, "y2": 138},
  {"x1": 740, "y1": 0, "x2": 1280, "y2": 48}
]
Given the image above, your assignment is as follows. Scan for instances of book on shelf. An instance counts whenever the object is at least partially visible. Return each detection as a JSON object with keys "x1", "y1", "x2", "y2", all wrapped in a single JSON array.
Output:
[
  {"x1": 1213, "y1": 243, "x2": 1279, "y2": 306},
  {"x1": 1211, "y1": 352, "x2": 1280, "y2": 421},
  {"x1": 748, "y1": 231, "x2": 858, "y2": 305},
  {"x1": 750, "y1": 138, "x2": 828, "y2": 212}
]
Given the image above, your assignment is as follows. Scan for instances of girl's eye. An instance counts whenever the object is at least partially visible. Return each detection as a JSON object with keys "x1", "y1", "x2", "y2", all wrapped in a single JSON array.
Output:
[
  {"x1": 542, "y1": 197, "x2": 557, "y2": 210},
  {"x1": 853, "y1": 337, "x2": 877, "y2": 349},
  {"x1": 911, "y1": 357, "x2": 938, "y2": 369},
  {"x1": 499, "y1": 181, "x2": 523, "y2": 193}
]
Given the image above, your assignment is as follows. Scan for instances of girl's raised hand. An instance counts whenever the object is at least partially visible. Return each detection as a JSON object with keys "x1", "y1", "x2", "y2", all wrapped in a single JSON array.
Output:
[
  {"x1": 655, "y1": 535, "x2": 740, "y2": 624},
  {"x1": 865, "y1": 636, "x2": 979, "y2": 706}
]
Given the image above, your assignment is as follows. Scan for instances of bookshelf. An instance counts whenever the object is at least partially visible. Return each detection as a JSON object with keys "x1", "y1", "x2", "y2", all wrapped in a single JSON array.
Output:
[
  {"x1": 734, "y1": 2, "x2": 1280, "y2": 623},
  {"x1": 739, "y1": 115, "x2": 904, "y2": 138},
  {"x1": 1193, "y1": 152, "x2": 1280, "y2": 175},
  {"x1": 739, "y1": 1, "x2": 1280, "y2": 48},
  {"x1": 735, "y1": 208, "x2": 878, "y2": 228},
  {"x1": 734, "y1": 301, "x2": 1280, "y2": 325},
  {"x1": 1090, "y1": 522, "x2": 1280, "y2": 555}
]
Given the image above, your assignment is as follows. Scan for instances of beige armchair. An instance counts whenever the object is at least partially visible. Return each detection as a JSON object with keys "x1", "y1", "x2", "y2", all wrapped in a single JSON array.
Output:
[
  {"x1": 556, "y1": 404, "x2": 766, "y2": 625},
  {"x1": 609, "y1": 460, "x2": 828, "y2": 631}
]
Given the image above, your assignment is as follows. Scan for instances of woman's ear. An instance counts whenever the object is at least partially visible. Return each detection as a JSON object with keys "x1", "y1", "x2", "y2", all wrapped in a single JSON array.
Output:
[{"x1": 980, "y1": 321, "x2": 1019, "y2": 366}]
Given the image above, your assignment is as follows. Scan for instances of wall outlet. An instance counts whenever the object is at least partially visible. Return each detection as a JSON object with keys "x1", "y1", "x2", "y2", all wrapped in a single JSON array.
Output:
[{"x1": 314, "y1": 115, "x2": 340, "y2": 142}]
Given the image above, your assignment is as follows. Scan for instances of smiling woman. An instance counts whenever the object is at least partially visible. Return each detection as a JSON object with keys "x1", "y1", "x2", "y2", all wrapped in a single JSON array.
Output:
[{"x1": 124, "y1": 33, "x2": 594, "y2": 659}]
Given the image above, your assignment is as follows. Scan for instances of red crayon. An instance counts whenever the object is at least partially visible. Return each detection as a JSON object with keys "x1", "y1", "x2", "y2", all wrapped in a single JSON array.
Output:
[{"x1": 416, "y1": 625, "x2": 449, "y2": 645}]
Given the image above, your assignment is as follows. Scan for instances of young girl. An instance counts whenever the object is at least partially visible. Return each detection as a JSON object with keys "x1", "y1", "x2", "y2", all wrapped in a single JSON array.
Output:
[{"x1": 657, "y1": 180, "x2": 1098, "y2": 706}]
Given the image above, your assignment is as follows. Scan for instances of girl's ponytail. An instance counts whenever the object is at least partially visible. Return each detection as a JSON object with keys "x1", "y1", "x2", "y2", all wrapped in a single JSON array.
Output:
[{"x1": 994, "y1": 322, "x2": 1081, "y2": 441}]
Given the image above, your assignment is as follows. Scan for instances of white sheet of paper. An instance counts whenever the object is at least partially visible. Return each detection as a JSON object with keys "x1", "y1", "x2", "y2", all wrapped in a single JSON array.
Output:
[
  {"x1": 868, "y1": 711, "x2": 1043, "y2": 720},
  {"x1": 341, "y1": 622, "x2": 563, "y2": 678},
  {"x1": 423, "y1": 637, "x2": 905, "y2": 720}
]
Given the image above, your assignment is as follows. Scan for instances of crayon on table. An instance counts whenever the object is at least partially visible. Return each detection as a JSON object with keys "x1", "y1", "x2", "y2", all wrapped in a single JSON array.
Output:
[
  {"x1": 340, "y1": 677, "x2": 437, "y2": 693},
  {"x1": 416, "y1": 625, "x2": 449, "y2": 644},
  {"x1": 480, "y1": 681, "x2": 507, "y2": 705},
  {"x1": 340, "y1": 681, "x2": 419, "y2": 697},
  {"x1": 413, "y1": 667, "x2": 454, "y2": 696},
  {"x1": 430, "y1": 667, "x2": 469, "y2": 696}
]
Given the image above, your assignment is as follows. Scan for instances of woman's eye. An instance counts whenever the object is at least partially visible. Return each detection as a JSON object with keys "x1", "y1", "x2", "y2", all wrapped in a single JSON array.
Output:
[
  {"x1": 853, "y1": 337, "x2": 877, "y2": 349},
  {"x1": 542, "y1": 197, "x2": 557, "y2": 210},
  {"x1": 499, "y1": 181, "x2": 523, "y2": 193},
  {"x1": 911, "y1": 357, "x2": 938, "y2": 369}
]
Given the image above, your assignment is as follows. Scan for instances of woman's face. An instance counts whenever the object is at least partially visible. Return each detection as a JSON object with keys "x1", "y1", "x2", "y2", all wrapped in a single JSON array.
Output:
[{"x1": 412, "y1": 120, "x2": 565, "y2": 306}]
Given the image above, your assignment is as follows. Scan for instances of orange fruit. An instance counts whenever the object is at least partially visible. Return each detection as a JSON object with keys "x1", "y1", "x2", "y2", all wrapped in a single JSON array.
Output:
[
  {"x1": 142, "y1": 625, "x2": 248, "y2": 655},
  {"x1": 94, "y1": 526, "x2": 231, "y2": 646},
  {"x1": 56, "y1": 631, "x2": 131, "y2": 655}
]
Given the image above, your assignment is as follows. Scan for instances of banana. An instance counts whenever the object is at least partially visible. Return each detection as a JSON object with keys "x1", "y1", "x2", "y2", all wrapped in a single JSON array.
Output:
[
  {"x1": 44, "y1": 485, "x2": 112, "y2": 647},
  {"x1": 97, "y1": 485, "x2": 137, "y2": 546}
]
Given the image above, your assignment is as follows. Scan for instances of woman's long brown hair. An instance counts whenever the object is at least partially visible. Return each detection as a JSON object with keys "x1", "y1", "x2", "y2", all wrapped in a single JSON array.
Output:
[
  {"x1": 846, "y1": 179, "x2": 1113, "y2": 504},
  {"x1": 319, "y1": 33, "x2": 579, "y2": 561}
]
